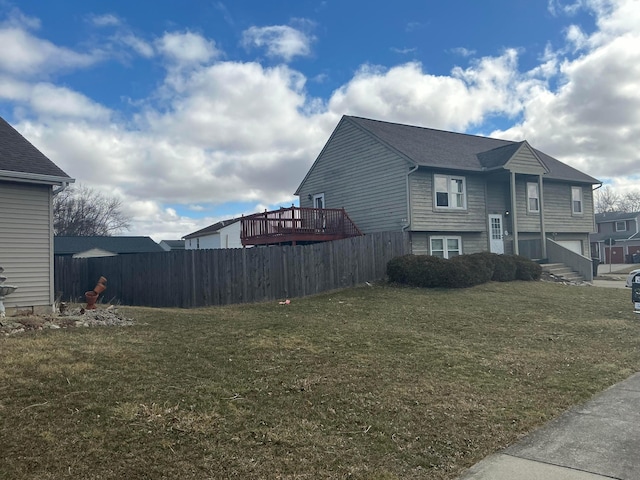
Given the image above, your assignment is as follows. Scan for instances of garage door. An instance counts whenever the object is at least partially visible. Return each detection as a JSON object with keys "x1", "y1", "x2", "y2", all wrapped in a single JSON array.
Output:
[
  {"x1": 557, "y1": 240, "x2": 583, "y2": 255},
  {"x1": 605, "y1": 246, "x2": 624, "y2": 264}
]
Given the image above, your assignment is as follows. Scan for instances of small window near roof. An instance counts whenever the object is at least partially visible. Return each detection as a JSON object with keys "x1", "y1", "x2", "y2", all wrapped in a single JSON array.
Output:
[
  {"x1": 616, "y1": 220, "x2": 626, "y2": 232},
  {"x1": 527, "y1": 182, "x2": 540, "y2": 213},
  {"x1": 571, "y1": 187, "x2": 583, "y2": 214}
]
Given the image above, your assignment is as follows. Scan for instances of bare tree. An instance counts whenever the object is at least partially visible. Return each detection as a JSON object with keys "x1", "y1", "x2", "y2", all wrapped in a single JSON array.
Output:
[
  {"x1": 54, "y1": 184, "x2": 131, "y2": 236},
  {"x1": 594, "y1": 185, "x2": 621, "y2": 213},
  {"x1": 619, "y1": 190, "x2": 640, "y2": 213}
]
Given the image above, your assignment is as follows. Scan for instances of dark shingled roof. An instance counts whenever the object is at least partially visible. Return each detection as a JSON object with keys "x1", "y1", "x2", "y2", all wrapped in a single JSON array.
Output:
[
  {"x1": 159, "y1": 239, "x2": 186, "y2": 250},
  {"x1": 0, "y1": 116, "x2": 71, "y2": 179},
  {"x1": 346, "y1": 116, "x2": 600, "y2": 184},
  {"x1": 54, "y1": 236, "x2": 164, "y2": 255},
  {"x1": 595, "y1": 211, "x2": 640, "y2": 223},
  {"x1": 183, "y1": 218, "x2": 241, "y2": 239}
]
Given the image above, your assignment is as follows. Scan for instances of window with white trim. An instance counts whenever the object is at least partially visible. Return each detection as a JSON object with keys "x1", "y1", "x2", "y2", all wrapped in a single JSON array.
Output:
[
  {"x1": 527, "y1": 182, "x2": 540, "y2": 213},
  {"x1": 571, "y1": 187, "x2": 583, "y2": 214},
  {"x1": 616, "y1": 220, "x2": 626, "y2": 232},
  {"x1": 434, "y1": 174, "x2": 466, "y2": 209},
  {"x1": 430, "y1": 236, "x2": 462, "y2": 259}
]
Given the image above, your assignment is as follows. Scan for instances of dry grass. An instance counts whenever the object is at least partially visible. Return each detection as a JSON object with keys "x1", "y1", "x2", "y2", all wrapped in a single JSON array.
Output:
[{"x1": 1, "y1": 281, "x2": 639, "y2": 479}]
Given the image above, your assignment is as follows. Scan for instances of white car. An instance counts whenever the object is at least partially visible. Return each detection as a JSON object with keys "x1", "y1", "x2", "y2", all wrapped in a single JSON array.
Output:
[{"x1": 626, "y1": 269, "x2": 640, "y2": 287}]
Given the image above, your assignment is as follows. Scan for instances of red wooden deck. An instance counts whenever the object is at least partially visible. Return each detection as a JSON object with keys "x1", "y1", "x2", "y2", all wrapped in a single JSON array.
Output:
[{"x1": 241, "y1": 207, "x2": 362, "y2": 246}]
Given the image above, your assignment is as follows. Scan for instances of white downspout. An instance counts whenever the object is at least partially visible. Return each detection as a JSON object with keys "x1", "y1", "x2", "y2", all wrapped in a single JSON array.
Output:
[
  {"x1": 53, "y1": 181, "x2": 71, "y2": 196},
  {"x1": 402, "y1": 164, "x2": 419, "y2": 232}
]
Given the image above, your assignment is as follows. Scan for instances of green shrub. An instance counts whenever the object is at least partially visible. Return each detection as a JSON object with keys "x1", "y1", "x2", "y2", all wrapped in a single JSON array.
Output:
[
  {"x1": 387, "y1": 254, "x2": 448, "y2": 287},
  {"x1": 387, "y1": 252, "x2": 539, "y2": 288},
  {"x1": 513, "y1": 255, "x2": 542, "y2": 280},
  {"x1": 386, "y1": 254, "x2": 415, "y2": 284},
  {"x1": 491, "y1": 254, "x2": 517, "y2": 282},
  {"x1": 449, "y1": 254, "x2": 493, "y2": 287}
]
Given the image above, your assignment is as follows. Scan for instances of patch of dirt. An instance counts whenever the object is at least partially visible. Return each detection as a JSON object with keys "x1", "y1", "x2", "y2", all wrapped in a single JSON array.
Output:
[
  {"x1": 540, "y1": 271, "x2": 587, "y2": 285},
  {"x1": 0, "y1": 305, "x2": 135, "y2": 336}
]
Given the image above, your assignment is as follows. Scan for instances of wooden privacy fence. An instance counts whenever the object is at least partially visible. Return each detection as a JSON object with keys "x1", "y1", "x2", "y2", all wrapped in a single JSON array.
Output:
[{"x1": 54, "y1": 231, "x2": 410, "y2": 308}]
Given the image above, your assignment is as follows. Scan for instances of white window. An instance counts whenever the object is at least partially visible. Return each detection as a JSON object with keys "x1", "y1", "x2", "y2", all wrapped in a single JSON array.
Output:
[
  {"x1": 434, "y1": 174, "x2": 466, "y2": 209},
  {"x1": 527, "y1": 182, "x2": 540, "y2": 213},
  {"x1": 616, "y1": 221, "x2": 626, "y2": 232},
  {"x1": 313, "y1": 193, "x2": 325, "y2": 209},
  {"x1": 571, "y1": 187, "x2": 583, "y2": 214},
  {"x1": 430, "y1": 236, "x2": 462, "y2": 259}
]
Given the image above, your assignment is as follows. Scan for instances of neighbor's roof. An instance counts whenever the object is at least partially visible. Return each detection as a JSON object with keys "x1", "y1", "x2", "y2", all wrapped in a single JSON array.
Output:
[
  {"x1": 0, "y1": 116, "x2": 73, "y2": 183},
  {"x1": 159, "y1": 239, "x2": 186, "y2": 250},
  {"x1": 339, "y1": 116, "x2": 600, "y2": 184},
  {"x1": 590, "y1": 230, "x2": 640, "y2": 242},
  {"x1": 54, "y1": 236, "x2": 164, "y2": 255},
  {"x1": 183, "y1": 218, "x2": 241, "y2": 239},
  {"x1": 595, "y1": 211, "x2": 640, "y2": 223}
]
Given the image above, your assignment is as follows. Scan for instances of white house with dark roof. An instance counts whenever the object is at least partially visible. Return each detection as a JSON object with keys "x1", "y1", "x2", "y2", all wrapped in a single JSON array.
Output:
[
  {"x1": 590, "y1": 211, "x2": 640, "y2": 264},
  {"x1": 0, "y1": 116, "x2": 74, "y2": 314},
  {"x1": 183, "y1": 218, "x2": 243, "y2": 249},
  {"x1": 296, "y1": 116, "x2": 601, "y2": 279}
]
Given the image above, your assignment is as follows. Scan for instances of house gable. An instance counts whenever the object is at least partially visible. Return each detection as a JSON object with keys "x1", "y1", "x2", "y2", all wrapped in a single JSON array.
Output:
[
  {"x1": 479, "y1": 141, "x2": 549, "y2": 175},
  {"x1": 295, "y1": 116, "x2": 410, "y2": 233}
]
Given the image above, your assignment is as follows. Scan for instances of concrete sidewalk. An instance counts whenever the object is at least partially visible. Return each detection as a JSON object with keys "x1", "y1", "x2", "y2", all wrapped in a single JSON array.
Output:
[{"x1": 458, "y1": 373, "x2": 640, "y2": 479}]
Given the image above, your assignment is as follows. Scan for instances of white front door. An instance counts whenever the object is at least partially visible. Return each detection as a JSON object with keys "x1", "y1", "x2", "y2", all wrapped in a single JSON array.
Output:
[{"x1": 489, "y1": 214, "x2": 504, "y2": 254}]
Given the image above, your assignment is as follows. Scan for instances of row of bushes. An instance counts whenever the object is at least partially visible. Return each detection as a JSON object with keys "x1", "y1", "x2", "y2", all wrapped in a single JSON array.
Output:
[{"x1": 387, "y1": 252, "x2": 542, "y2": 289}]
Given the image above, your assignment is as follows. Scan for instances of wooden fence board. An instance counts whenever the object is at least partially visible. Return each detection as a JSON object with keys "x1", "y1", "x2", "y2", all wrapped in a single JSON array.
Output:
[{"x1": 54, "y1": 231, "x2": 409, "y2": 308}]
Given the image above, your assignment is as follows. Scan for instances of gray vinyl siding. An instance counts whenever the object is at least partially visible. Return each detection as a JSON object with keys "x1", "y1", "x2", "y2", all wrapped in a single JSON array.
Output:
[
  {"x1": 506, "y1": 145, "x2": 546, "y2": 175},
  {"x1": 541, "y1": 182, "x2": 595, "y2": 233},
  {"x1": 409, "y1": 170, "x2": 486, "y2": 231},
  {"x1": 514, "y1": 180, "x2": 595, "y2": 233},
  {"x1": 0, "y1": 182, "x2": 53, "y2": 309},
  {"x1": 515, "y1": 178, "x2": 541, "y2": 232},
  {"x1": 486, "y1": 182, "x2": 509, "y2": 213},
  {"x1": 297, "y1": 120, "x2": 408, "y2": 233}
]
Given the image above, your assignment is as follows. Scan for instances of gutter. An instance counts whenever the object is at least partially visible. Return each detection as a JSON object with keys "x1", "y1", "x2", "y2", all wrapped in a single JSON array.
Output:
[
  {"x1": 0, "y1": 169, "x2": 74, "y2": 187},
  {"x1": 402, "y1": 164, "x2": 419, "y2": 232},
  {"x1": 53, "y1": 180, "x2": 71, "y2": 196}
]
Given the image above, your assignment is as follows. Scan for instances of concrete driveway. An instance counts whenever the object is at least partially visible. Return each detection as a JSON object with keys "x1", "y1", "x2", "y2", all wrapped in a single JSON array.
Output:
[{"x1": 591, "y1": 263, "x2": 638, "y2": 289}]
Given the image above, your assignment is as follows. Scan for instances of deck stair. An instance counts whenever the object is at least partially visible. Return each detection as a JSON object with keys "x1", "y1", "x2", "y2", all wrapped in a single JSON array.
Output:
[{"x1": 540, "y1": 263, "x2": 585, "y2": 283}]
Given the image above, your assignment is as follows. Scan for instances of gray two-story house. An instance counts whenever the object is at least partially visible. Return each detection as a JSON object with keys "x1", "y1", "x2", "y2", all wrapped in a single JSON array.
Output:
[
  {"x1": 296, "y1": 116, "x2": 600, "y2": 271},
  {"x1": 591, "y1": 211, "x2": 640, "y2": 264}
]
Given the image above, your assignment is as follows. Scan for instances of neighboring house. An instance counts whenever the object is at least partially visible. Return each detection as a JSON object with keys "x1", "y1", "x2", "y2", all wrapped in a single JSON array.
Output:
[
  {"x1": 296, "y1": 115, "x2": 600, "y2": 261},
  {"x1": 183, "y1": 218, "x2": 243, "y2": 249},
  {"x1": 159, "y1": 239, "x2": 185, "y2": 251},
  {"x1": 590, "y1": 211, "x2": 640, "y2": 263},
  {"x1": 54, "y1": 236, "x2": 164, "y2": 258},
  {"x1": 0, "y1": 116, "x2": 74, "y2": 314}
]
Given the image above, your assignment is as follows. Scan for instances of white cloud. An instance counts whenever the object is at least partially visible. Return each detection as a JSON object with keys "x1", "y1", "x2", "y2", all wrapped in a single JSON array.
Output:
[
  {"x1": 492, "y1": 0, "x2": 640, "y2": 183},
  {"x1": 450, "y1": 47, "x2": 477, "y2": 57},
  {"x1": 156, "y1": 31, "x2": 219, "y2": 66},
  {"x1": 328, "y1": 50, "x2": 524, "y2": 131},
  {"x1": 119, "y1": 33, "x2": 155, "y2": 58},
  {"x1": 242, "y1": 25, "x2": 313, "y2": 61},
  {"x1": 89, "y1": 14, "x2": 121, "y2": 27},
  {"x1": 4, "y1": 0, "x2": 640, "y2": 241},
  {"x1": 0, "y1": 26, "x2": 101, "y2": 76}
]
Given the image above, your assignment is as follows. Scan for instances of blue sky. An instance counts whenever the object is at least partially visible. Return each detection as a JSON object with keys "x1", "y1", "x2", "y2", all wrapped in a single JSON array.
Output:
[{"x1": 1, "y1": 0, "x2": 638, "y2": 240}]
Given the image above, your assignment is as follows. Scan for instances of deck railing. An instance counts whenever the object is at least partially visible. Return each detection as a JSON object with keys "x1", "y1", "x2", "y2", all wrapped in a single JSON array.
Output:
[{"x1": 241, "y1": 207, "x2": 362, "y2": 246}]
